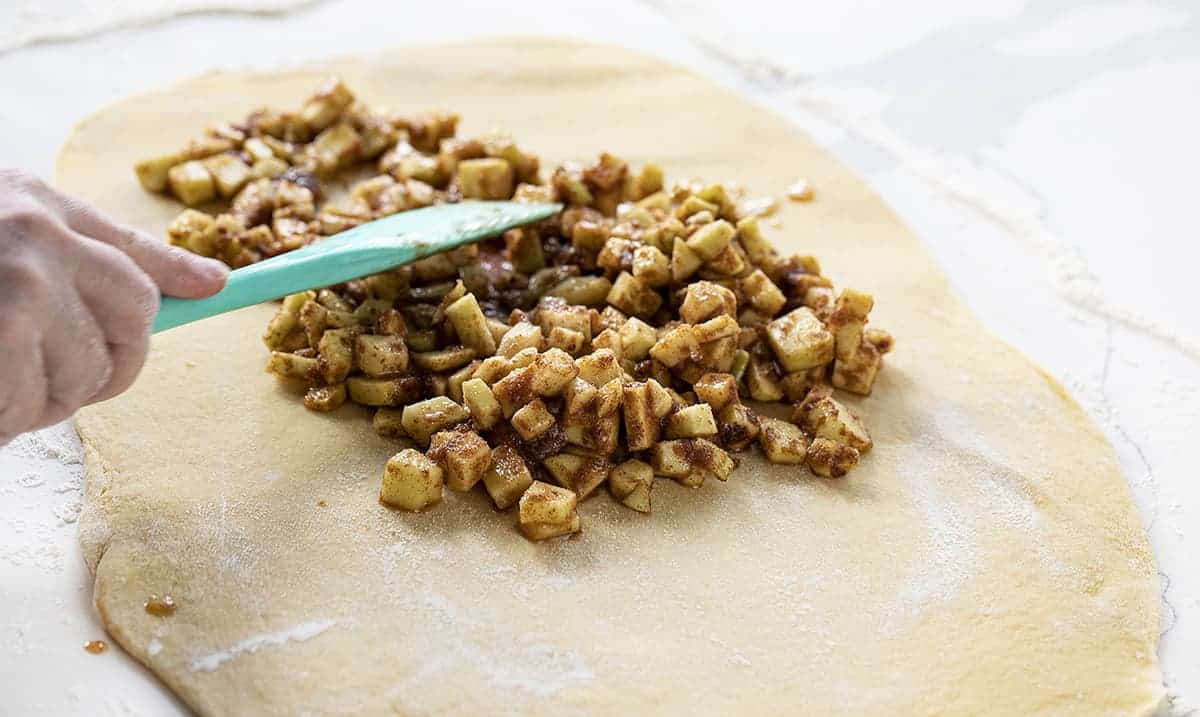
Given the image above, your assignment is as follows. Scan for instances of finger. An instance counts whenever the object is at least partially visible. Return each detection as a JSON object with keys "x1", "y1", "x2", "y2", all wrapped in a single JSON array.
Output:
[
  {"x1": 38, "y1": 188, "x2": 228, "y2": 298},
  {"x1": 86, "y1": 340, "x2": 149, "y2": 405},
  {"x1": 74, "y1": 240, "x2": 157, "y2": 403},
  {"x1": 74, "y1": 237, "x2": 160, "y2": 346},
  {"x1": 39, "y1": 287, "x2": 112, "y2": 423},
  {"x1": 0, "y1": 324, "x2": 49, "y2": 437}
]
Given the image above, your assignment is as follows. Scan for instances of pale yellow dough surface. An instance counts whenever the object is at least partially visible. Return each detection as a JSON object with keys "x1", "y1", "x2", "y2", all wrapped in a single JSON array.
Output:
[{"x1": 60, "y1": 39, "x2": 1163, "y2": 716}]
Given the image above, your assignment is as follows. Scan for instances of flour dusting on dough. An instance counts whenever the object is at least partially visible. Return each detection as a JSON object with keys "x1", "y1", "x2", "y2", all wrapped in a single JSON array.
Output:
[
  {"x1": 189, "y1": 619, "x2": 338, "y2": 672},
  {"x1": 892, "y1": 478, "x2": 979, "y2": 617}
]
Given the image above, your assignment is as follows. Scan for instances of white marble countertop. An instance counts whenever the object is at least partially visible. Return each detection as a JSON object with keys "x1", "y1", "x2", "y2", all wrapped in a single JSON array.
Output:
[{"x1": 0, "y1": 1, "x2": 1196, "y2": 713}]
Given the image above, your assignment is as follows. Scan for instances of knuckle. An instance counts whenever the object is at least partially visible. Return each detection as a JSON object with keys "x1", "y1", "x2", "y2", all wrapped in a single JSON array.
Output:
[
  {"x1": 131, "y1": 274, "x2": 161, "y2": 322},
  {"x1": 37, "y1": 400, "x2": 75, "y2": 429},
  {"x1": 2, "y1": 385, "x2": 47, "y2": 435},
  {"x1": 0, "y1": 256, "x2": 53, "y2": 302},
  {"x1": 0, "y1": 312, "x2": 28, "y2": 341},
  {"x1": 116, "y1": 224, "x2": 149, "y2": 247},
  {"x1": 2, "y1": 205, "x2": 53, "y2": 236},
  {"x1": 0, "y1": 167, "x2": 38, "y2": 190},
  {"x1": 100, "y1": 243, "x2": 160, "y2": 316},
  {"x1": 90, "y1": 352, "x2": 116, "y2": 399},
  {"x1": 106, "y1": 347, "x2": 148, "y2": 399}
]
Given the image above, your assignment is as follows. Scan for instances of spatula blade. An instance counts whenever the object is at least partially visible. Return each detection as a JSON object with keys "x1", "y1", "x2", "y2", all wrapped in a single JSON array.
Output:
[{"x1": 153, "y1": 200, "x2": 560, "y2": 333}]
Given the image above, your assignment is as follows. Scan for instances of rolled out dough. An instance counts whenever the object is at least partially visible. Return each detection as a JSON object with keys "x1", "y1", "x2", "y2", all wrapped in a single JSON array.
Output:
[{"x1": 60, "y1": 39, "x2": 1163, "y2": 716}]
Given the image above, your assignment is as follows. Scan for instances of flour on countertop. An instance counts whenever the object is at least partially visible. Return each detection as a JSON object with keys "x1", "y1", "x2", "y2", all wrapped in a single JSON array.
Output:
[
  {"x1": 6, "y1": 425, "x2": 84, "y2": 465},
  {"x1": 654, "y1": 18, "x2": 1199, "y2": 364},
  {"x1": 17, "y1": 473, "x2": 45, "y2": 488},
  {"x1": 781, "y1": 87, "x2": 1200, "y2": 363},
  {"x1": 1, "y1": 423, "x2": 86, "y2": 572},
  {"x1": 188, "y1": 618, "x2": 339, "y2": 672},
  {"x1": 0, "y1": 0, "x2": 324, "y2": 54}
]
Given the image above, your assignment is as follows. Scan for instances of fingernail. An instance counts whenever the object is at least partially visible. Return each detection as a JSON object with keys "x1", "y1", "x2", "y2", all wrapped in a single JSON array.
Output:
[{"x1": 202, "y1": 257, "x2": 230, "y2": 283}]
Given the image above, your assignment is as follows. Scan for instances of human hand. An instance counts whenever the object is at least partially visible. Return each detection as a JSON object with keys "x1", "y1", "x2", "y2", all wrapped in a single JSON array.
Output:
[{"x1": 0, "y1": 168, "x2": 228, "y2": 445}]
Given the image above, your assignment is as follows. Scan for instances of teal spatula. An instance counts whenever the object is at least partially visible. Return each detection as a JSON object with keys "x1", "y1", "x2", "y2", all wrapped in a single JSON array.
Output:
[{"x1": 152, "y1": 200, "x2": 561, "y2": 333}]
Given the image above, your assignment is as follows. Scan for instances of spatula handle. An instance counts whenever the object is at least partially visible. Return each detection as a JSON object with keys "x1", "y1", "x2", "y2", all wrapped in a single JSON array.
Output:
[{"x1": 151, "y1": 235, "x2": 425, "y2": 333}]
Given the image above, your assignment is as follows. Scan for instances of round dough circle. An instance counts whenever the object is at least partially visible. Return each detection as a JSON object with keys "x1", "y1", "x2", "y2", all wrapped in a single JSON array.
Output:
[{"x1": 61, "y1": 39, "x2": 1162, "y2": 716}]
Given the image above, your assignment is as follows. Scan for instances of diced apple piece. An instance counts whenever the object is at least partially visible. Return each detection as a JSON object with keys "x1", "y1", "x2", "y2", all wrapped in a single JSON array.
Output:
[
  {"x1": 412, "y1": 346, "x2": 476, "y2": 372},
  {"x1": 618, "y1": 318, "x2": 657, "y2": 361},
  {"x1": 511, "y1": 399, "x2": 556, "y2": 440},
  {"x1": 496, "y1": 365, "x2": 545, "y2": 418},
  {"x1": 676, "y1": 195, "x2": 719, "y2": 221},
  {"x1": 622, "y1": 381, "x2": 662, "y2": 451},
  {"x1": 651, "y1": 438, "x2": 734, "y2": 485},
  {"x1": 400, "y1": 396, "x2": 471, "y2": 446},
  {"x1": 518, "y1": 481, "x2": 581, "y2": 541},
  {"x1": 679, "y1": 281, "x2": 737, "y2": 324},
  {"x1": 504, "y1": 227, "x2": 545, "y2": 273},
  {"x1": 741, "y1": 269, "x2": 787, "y2": 317},
  {"x1": 832, "y1": 343, "x2": 882, "y2": 396},
  {"x1": 632, "y1": 245, "x2": 670, "y2": 287},
  {"x1": 806, "y1": 437, "x2": 860, "y2": 478},
  {"x1": 483, "y1": 445, "x2": 534, "y2": 510},
  {"x1": 301, "y1": 79, "x2": 355, "y2": 131},
  {"x1": 497, "y1": 321, "x2": 544, "y2": 358},
  {"x1": 135, "y1": 152, "x2": 183, "y2": 193},
  {"x1": 606, "y1": 272, "x2": 662, "y2": 319},
  {"x1": 649, "y1": 325, "x2": 698, "y2": 368},
  {"x1": 706, "y1": 244, "x2": 746, "y2": 276},
  {"x1": 758, "y1": 418, "x2": 809, "y2": 465},
  {"x1": 792, "y1": 388, "x2": 873, "y2": 452},
  {"x1": 530, "y1": 348, "x2": 579, "y2": 396},
  {"x1": 718, "y1": 402, "x2": 760, "y2": 451},
  {"x1": 318, "y1": 328, "x2": 357, "y2": 384},
  {"x1": 266, "y1": 351, "x2": 319, "y2": 382},
  {"x1": 306, "y1": 123, "x2": 361, "y2": 174},
  {"x1": 542, "y1": 453, "x2": 612, "y2": 499},
  {"x1": 665, "y1": 403, "x2": 718, "y2": 439},
  {"x1": 348, "y1": 376, "x2": 423, "y2": 407},
  {"x1": 735, "y1": 215, "x2": 773, "y2": 265},
  {"x1": 766, "y1": 307, "x2": 834, "y2": 372},
  {"x1": 205, "y1": 154, "x2": 253, "y2": 198},
  {"x1": 865, "y1": 328, "x2": 895, "y2": 355},
  {"x1": 167, "y1": 160, "x2": 216, "y2": 206},
  {"x1": 445, "y1": 293, "x2": 497, "y2": 356},
  {"x1": 671, "y1": 237, "x2": 703, "y2": 281},
  {"x1": 303, "y1": 383, "x2": 346, "y2": 412},
  {"x1": 589, "y1": 328, "x2": 621, "y2": 357},
  {"x1": 745, "y1": 354, "x2": 784, "y2": 402},
  {"x1": 447, "y1": 361, "x2": 479, "y2": 403},
  {"x1": 547, "y1": 276, "x2": 613, "y2": 306},
  {"x1": 693, "y1": 373, "x2": 738, "y2": 411},
  {"x1": 428, "y1": 430, "x2": 491, "y2": 492},
  {"x1": 462, "y1": 378, "x2": 502, "y2": 429},
  {"x1": 576, "y1": 348, "x2": 621, "y2": 386},
  {"x1": 608, "y1": 459, "x2": 653, "y2": 513},
  {"x1": 828, "y1": 288, "x2": 873, "y2": 359},
  {"x1": 458, "y1": 158, "x2": 514, "y2": 200},
  {"x1": 565, "y1": 411, "x2": 621, "y2": 454},
  {"x1": 685, "y1": 219, "x2": 735, "y2": 260},
  {"x1": 650, "y1": 440, "x2": 700, "y2": 486},
  {"x1": 380, "y1": 449, "x2": 443, "y2": 512}
]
